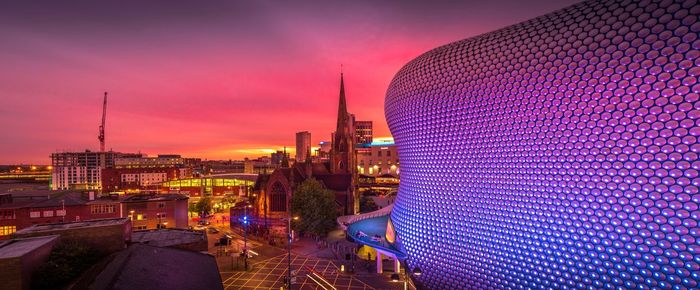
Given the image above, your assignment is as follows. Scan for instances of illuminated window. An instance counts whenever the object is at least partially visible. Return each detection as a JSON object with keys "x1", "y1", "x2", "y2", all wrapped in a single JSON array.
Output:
[
  {"x1": 0, "y1": 226, "x2": 16, "y2": 236},
  {"x1": 30, "y1": 211, "x2": 40, "y2": 218},
  {"x1": 43, "y1": 211, "x2": 54, "y2": 217},
  {"x1": 137, "y1": 214, "x2": 144, "y2": 220}
]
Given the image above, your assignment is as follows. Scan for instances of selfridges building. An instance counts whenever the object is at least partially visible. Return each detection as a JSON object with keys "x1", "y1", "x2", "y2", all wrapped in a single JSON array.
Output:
[{"x1": 384, "y1": 0, "x2": 699, "y2": 288}]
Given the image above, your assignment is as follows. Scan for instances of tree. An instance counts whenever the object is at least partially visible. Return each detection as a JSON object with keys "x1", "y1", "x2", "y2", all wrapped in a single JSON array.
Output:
[
  {"x1": 188, "y1": 202, "x2": 197, "y2": 217},
  {"x1": 32, "y1": 241, "x2": 103, "y2": 290},
  {"x1": 195, "y1": 197, "x2": 213, "y2": 217},
  {"x1": 291, "y1": 178, "x2": 337, "y2": 237},
  {"x1": 360, "y1": 195, "x2": 378, "y2": 213}
]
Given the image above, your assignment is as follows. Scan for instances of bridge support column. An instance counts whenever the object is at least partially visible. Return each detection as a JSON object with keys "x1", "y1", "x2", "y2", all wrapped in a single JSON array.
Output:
[
  {"x1": 394, "y1": 258, "x2": 401, "y2": 273},
  {"x1": 376, "y1": 252, "x2": 383, "y2": 274}
]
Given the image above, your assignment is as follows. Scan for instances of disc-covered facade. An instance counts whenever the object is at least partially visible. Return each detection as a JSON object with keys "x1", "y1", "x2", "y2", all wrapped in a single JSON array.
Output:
[{"x1": 385, "y1": 0, "x2": 699, "y2": 288}]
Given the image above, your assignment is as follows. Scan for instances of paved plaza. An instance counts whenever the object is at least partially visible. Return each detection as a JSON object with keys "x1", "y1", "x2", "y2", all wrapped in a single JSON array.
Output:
[{"x1": 221, "y1": 253, "x2": 383, "y2": 290}]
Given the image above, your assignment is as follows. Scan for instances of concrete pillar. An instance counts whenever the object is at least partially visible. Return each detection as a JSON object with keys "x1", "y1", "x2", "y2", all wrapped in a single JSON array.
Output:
[
  {"x1": 394, "y1": 258, "x2": 401, "y2": 273},
  {"x1": 376, "y1": 252, "x2": 383, "y2": 274}
]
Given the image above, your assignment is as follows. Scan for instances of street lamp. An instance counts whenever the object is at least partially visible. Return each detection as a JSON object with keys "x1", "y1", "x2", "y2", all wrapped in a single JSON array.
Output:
[
  {"x1": 242, "y1": 204, "x2": 252, "y2": 270},
  {"x1": 283, "y1": 215, "x2": 299, "y2": 289}
]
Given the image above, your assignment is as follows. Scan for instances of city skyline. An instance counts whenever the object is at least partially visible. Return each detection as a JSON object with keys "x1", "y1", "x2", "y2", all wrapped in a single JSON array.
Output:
[{"x1": 0, "y1": 0, "x2": 577, "y2": 164}]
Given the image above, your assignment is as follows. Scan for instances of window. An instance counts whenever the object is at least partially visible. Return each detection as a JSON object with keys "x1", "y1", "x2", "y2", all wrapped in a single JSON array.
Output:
[
  {"x1": 158, "y1": 202, "x2": 165, "y2": 208},
  {"x1": 0, "y1": 210, "x2": 15, "y2": 220},
  {"x1": 30, "y1": 211, "x2": 41, "y2": 218},
  {"x1": 91, "y1": 204, "x2": 116, "y2": 214},
  {"x1": 43, "y1": 211, "x2": 54, "y2": 217},
  {"x1": 56, "y1": 210, "x2": 66, "y2": 217},
  {"x1": 270, "y1": 182, "x2": 287, "y2": 212},
  {"x1": 134, "y1": 225, "x2": 147, "y2": 230},
  {"x1": 378, "y1": 151, "x2": 382, "y2": 157},
  {"x1": 136, "y1": 214, "x2": 146, "y2": 220},
  {"x1": 0, "y1": 226, "x2": 16, "y2": 236},
  {"x1": 387, "y1": 151, "x2": 391, "y2": 156}
]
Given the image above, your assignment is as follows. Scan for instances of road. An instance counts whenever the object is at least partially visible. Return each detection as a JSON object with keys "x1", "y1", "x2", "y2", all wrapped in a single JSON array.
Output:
[{"x1": 193, "y1": 213, "x2": 402, "y2": 290}]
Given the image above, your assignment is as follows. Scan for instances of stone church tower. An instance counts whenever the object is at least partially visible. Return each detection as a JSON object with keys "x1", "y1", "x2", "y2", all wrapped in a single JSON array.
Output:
[{"x1": 330, "y1": 72, "x2": 355, "y2": 175}]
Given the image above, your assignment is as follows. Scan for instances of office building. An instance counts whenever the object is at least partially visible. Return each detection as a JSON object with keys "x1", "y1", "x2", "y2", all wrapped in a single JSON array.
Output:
[
  {"x1": 354, "y1": 120, "x2": 373, "y2": 144},
  {"x1": 295, "y1": 131, "x2": 311, "y2": 162}
]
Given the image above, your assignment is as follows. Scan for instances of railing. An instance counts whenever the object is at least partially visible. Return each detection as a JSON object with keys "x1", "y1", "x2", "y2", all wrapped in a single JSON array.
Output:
[{"x1": 336, "y1": 204, "x2": 394, "y2": 230}]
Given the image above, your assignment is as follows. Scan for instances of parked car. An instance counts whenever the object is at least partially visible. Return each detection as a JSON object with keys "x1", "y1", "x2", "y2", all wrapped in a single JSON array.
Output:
[
  {"x1": 198, "y1": 219, "x2": 210, "y2": 226},
  {"x1": 207, "y1": 227, "x2": 219, "y2": 234}
]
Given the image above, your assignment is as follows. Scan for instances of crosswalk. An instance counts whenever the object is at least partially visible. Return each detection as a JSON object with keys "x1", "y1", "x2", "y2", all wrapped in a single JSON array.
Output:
[{"x1": 221, "y1": 253, "x2": 380, "y2": 290}]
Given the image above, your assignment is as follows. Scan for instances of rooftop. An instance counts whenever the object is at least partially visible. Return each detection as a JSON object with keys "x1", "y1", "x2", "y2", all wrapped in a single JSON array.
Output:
[
  {"x1": 131, "y1": 229, "x2": 206, "y2": 248},
  {"x1": 14, "y1": 218, "x2": 130, "y2": 234},
  {"x1": 89, "y1": 244, "x2": 222, "y2": 290},
  {"x1": 0, "y1": 235, "x2": 59, "y2": 259},
  {"x1": 121, "y1": 193, "x2": 188, "y2": 202}
]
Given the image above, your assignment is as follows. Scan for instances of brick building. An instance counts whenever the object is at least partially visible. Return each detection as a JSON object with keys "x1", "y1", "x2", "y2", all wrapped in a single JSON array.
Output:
[
  {"x1": 12, "y1": 218, "x2": 131, "y2": 254},
  {"x1": 0, "y1": 191, "x2": 120, "y2": 238},
  {"x1": 0, "y1": 235, "x2": 59, "y2": 290},
  {"x1": 101, "y1": 167, "x2": 184, "y2": 193},
  {"x1": 121, "y1": 194, "x2": 189, "y2": 230},
  {"x1": 1, "y1": 191, "x2": 189, "y2": 239}
]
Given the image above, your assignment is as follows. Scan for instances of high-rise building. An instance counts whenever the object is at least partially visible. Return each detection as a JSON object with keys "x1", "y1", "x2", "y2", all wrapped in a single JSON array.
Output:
[
  {"x1": 353, "y1": 120, "x2": 373, "y2": 144},
  {"x1": 51, "y1": 151, "x2": 141, "y2": 190},
  {"x1": 295, "y1": 131, "x2": 311, "y2": 162}
]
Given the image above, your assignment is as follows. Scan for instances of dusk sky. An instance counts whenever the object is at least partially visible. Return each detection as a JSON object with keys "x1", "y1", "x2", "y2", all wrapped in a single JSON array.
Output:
[{"x1": 0, "y1": 0, "x2": 578, "y2": 164}]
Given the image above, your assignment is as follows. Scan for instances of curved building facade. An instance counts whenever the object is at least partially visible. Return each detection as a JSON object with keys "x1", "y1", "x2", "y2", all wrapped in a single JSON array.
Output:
[{"x1": 385, "y1": 0, "x2": 699, "y2": 289}]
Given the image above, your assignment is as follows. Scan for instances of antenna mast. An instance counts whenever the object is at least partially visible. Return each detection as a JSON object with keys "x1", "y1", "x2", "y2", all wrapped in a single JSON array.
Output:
[{"x1": 99, "y1": 92, "x2": 107, "y2": 151}]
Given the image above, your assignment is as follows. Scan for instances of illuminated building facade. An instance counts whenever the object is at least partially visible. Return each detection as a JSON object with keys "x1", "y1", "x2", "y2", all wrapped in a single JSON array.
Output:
[
  {"x1": 355, "y1": 138, "x2": 399, "y2": 176},
  {"x1": 51, "y1": 151, "x2": 141, "y2": 190},
  {"x1": 385, "y1": 0, "x2": 700, "y2": 289},
  {"x1": 354, "y1": 120, "x2": 373, "y2": 144}
]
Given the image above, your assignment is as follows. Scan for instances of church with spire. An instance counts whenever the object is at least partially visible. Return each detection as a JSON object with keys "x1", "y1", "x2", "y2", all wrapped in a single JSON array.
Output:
[
  {"x1": 330, "y1": 72, "x2": 356, "y2": 175},
  {"x1": 250, "y1": 71, "x2": 359, "y2": 234}
]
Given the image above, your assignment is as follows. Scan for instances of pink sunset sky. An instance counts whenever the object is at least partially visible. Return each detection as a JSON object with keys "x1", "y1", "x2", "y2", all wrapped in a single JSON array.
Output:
[{"x1": 0, "y1": 0, "x2": 578, "y2": 164}]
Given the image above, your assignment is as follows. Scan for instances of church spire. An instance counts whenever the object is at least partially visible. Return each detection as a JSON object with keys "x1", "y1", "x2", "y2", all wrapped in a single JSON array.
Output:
[{"x1": 336, "y1": 71, "x2": 348, "y2": 133}]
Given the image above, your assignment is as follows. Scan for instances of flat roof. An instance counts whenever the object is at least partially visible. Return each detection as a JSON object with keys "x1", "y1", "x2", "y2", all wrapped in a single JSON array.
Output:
[
  {"x1": 0, "y1": 235, "x2": 59, "y2": 259},
  {"x1": 90, "y1": 244, "x2": 222, "y2": 290},
  {"x1": 131, "y1": 229, "x2": 205, "y2": 248},
  {"x1": 14, "y1": 218, "x2": 129, "y2": 234},
  {"x1": 121, "y1": 193, "x2": 188, "y2": 202}
]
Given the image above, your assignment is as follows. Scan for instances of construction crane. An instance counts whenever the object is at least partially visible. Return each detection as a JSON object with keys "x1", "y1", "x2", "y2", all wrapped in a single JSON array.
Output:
[{"x1": 98, "y1": 92, "x2": 107, "y2": 152}]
